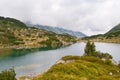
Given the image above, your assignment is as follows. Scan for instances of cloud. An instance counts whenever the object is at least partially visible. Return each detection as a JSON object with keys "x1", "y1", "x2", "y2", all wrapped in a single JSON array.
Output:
[{"x1": 0, "y1": 0, "x2": 120, "y2": 35}]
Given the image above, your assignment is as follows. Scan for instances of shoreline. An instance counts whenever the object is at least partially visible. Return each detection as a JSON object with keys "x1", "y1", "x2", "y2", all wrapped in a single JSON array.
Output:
[
  {"x1": 79, "y1": 40, "x2": 120, "y2": 44},
  {"x1": 0, "y1": 42, "x2": 75, "y2": 57}
]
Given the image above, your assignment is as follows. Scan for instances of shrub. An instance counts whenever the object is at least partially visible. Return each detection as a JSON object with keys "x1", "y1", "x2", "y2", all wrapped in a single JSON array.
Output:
[
  {"x1": 0, "y1": 68, "x2": 16, "y2": 80},
  {"x1": 104, "y1": 59, "x2": 112, "y2": 65},
  {"x1": 94, "y1": 51, "x2": 113, "y2": 59},
  {"x1": 62, "y1": 55, "x2": 81, "y2": 61}
]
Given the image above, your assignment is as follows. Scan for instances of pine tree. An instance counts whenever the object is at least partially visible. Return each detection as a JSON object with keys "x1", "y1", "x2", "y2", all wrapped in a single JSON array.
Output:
[
  {"x1": 90, "y1": 42, "x2": 96, "y2": 55},
  {"x1": 84, "y1": 40, "x2": 91, "y2": 56},
  {"x1": 84, "y1": 41, "x2": 96, "y2": 56}
]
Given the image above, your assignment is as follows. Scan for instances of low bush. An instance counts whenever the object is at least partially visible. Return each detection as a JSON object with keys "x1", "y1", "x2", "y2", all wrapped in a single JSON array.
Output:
[{"x1": 0, "y1": 68, "x2": 16, "y2": 80}]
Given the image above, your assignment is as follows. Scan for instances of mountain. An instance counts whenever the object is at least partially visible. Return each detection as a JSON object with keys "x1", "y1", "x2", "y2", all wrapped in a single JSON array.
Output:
[
  {"x1": 82, "y1": 24, "x2": 120, "y2": 43},
  {"x1": 105, "y1": 24, "x2": 120, "y2": 36},
  {"x1": 0, "y1": 16, "x2": 76, "y2": 50},
  {"x1": 27, "y1": 24, "x2": 86, "y2": 38}
]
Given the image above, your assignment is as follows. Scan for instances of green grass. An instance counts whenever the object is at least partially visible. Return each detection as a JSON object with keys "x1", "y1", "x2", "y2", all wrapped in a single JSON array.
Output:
[{"x1": 32, "y1": 56, "x2": 120, "y2": 80}]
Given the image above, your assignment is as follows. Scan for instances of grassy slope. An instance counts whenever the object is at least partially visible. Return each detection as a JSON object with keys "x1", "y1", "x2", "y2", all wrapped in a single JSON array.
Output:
[{"x1": 32, "y1": 56, "x2": 120, "y2": 80}]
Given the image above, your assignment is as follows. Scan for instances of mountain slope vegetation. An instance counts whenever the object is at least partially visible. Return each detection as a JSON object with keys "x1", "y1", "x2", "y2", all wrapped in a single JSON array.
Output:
[
  {"x1": 0, "y1": 16, "x2": 76, "y2": 56},
  {"x1": 105, "y1": 24, "x2": 120, "y2": 37},
  {"x1": 0, "y1": 16, "x2": 26, "y2": 28},
  {"x1": 106, "y1": 24, "x2": 120, "y2": 35},
  {"x1": 82, "y1": 24, "x2": 120, "y2": 43}
]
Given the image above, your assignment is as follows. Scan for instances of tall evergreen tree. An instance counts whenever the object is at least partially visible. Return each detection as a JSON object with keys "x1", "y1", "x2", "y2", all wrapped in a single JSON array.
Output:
[
  {"x1": 84, "y1": 40, "x2": 91, "y2": 56},
  {"x1": 90, "y1": 42, "x2": 96, "y2": 54},
  {"x1": 84, "y1": 41, "x2": 96, "y2": 56}
]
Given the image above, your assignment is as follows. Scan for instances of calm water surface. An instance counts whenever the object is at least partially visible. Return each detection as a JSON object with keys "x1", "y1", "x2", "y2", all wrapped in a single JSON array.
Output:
[{"x1": 0, "y1": 42, "x2": 120, "y2": 77}]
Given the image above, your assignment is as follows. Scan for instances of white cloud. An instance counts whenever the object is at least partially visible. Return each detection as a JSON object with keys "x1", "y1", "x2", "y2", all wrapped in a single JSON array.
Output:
[{"x1": 0, "y1": 0, "x2": 120, "y2": 35}]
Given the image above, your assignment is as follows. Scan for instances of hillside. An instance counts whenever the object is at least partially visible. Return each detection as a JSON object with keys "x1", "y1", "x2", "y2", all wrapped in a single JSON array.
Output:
[
  {"x1": 27, "y1": 24, "x2": 86, "y2": 38},
  {"x1": 82, "y1": 24, "x2": 120, "y2": 43},
  {"x1": 0, "y1": 16, "x2": 26, "y2": 28},
  {"x1": 106, "y1": 24, "x2": 120, "y2": 35},
  {"x1": 0, "y1": 16, "x2": 77, "y2": 56},
  {"x1": 31, "y1": 56, "x2": 120, "y2": 80}
]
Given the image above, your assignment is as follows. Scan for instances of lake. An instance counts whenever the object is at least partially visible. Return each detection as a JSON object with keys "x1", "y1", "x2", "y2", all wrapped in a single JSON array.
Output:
[{"x1": 0, "y1": 42, "x2": 120, "y2": 77}]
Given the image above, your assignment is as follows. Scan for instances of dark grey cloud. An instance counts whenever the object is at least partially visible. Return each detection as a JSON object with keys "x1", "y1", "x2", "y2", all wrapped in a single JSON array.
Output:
[{"x1": 0, "y1": 0, "x2": 120, "y2": 35}]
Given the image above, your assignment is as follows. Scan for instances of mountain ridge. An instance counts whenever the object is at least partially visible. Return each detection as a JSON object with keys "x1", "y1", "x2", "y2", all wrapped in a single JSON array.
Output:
[
  {"x1": 106, "y1": 24, "x2": 120, "y2": 34},
  {"x1": 26, "y1": 23, "x2": 86, "y2": 37}
]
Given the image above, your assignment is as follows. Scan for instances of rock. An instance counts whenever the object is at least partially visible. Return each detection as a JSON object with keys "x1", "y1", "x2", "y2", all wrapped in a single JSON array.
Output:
[
  {"x1": 109, "y1": 72, "x2": 113, "y2": 75},
  {"x1": 101, "y1": 58, "x2": 106, "y2": 61},
  {"x1": 102, "y1": 58, "x2": 118, "y2": 65},
  {"x1": 56, "y1": 60, "x2": 65, "y2": 64},
  {"x1": 66, "y1": 60, "x2": 75, "y2": 63},
  {"x1": 56, "y1": 59, "x2": 75, "y2": 64},
  {"x1": 110, "y1": 59, "x2": 118, "y2": 65}
]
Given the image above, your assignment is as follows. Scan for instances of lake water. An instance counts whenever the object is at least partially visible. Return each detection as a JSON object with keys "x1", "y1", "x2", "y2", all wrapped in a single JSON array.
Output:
[{"x1": 0, "y1": 42, "x2": 120, "y2": 77}]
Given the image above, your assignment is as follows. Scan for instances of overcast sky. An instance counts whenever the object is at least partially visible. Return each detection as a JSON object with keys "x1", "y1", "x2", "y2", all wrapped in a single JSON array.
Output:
[{"x1": 0, "y1": 0, "x2": 120, "y2": 35}]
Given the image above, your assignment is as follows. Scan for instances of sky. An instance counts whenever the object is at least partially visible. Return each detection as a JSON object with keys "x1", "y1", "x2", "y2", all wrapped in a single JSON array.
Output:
[{"x1": 0, "y1": 0, "x2": 120, "y2": 36}]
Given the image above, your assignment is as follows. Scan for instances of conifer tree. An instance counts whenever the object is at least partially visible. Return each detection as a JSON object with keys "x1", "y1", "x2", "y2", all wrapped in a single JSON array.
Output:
[
  {"x1": 84, "y1": 41, "x2": 96, "y2": 56},
  {"x1": 84, "y1": 40, "x2": 91, "y2": 56}
]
